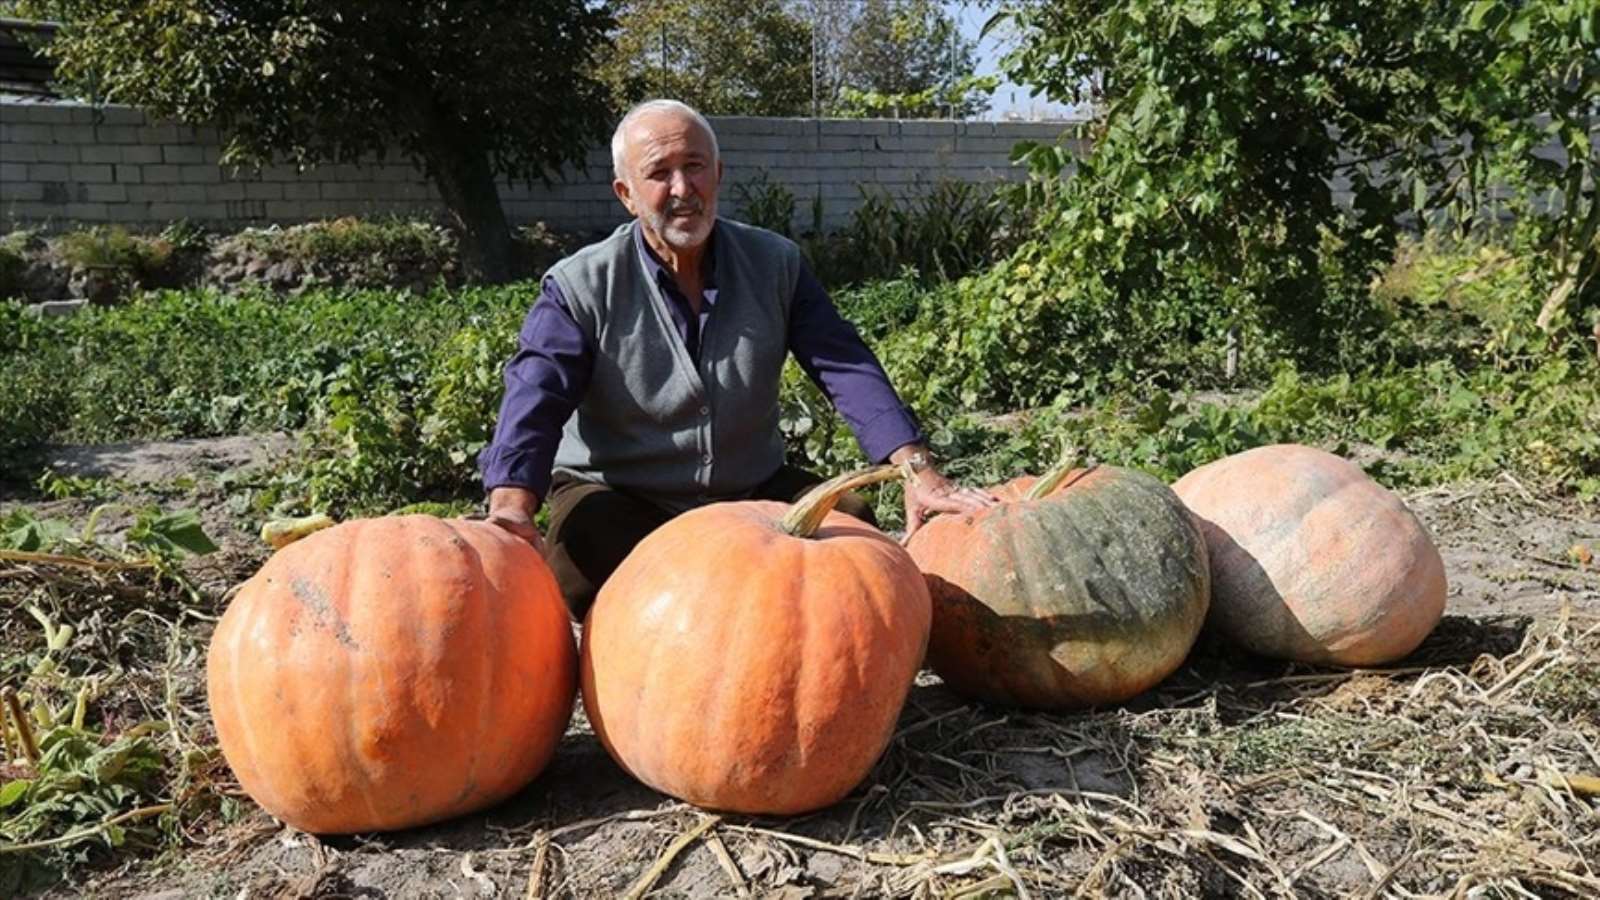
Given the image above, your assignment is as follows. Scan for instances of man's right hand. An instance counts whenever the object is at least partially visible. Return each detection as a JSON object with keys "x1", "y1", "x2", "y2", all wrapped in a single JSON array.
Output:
[{"x1": 487, "y1": 486, "x2": 548, "y2": 556}]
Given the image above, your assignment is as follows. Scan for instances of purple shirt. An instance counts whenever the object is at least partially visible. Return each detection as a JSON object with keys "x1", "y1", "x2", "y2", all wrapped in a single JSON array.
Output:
[{"x1": 479, "y1": 223, "x2": 923, "y2": 501}]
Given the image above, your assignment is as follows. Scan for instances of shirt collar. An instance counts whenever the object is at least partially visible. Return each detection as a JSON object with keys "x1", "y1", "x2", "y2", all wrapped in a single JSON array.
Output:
[{"x1": 633, "y1": 219, "x2": 720, "y2": 295}]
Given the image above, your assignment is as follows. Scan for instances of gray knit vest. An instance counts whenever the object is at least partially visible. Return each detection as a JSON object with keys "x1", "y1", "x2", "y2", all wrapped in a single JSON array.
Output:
[{"x1": 547, "y1": 218, "x2": 799, "y2": 513}]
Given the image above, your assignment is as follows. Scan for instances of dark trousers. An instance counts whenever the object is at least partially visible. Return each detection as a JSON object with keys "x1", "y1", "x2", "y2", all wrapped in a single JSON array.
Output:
[{"x1": 545, "y1": 464, "x2": 878, "y2": 619}]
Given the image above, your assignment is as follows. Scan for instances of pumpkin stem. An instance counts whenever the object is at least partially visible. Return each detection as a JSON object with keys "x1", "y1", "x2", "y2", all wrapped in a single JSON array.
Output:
[
  {"x1": 1026, "y1": 449, "x2": 1086, "y2": 501},
  {"x1": 778, "y1": 464, "x2": 902, "y2": 538},
  {"x1": 260, "y1": 513, "x2": 337, "y2": 550}
]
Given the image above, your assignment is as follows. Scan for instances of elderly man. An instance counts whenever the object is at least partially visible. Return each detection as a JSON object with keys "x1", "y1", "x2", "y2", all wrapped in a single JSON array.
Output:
[{"x1": 480, "y1": 99, "x2": 994, "y2": 616}]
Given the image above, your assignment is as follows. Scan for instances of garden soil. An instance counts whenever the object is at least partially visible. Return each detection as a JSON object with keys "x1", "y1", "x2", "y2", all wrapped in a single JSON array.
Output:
[{"x1": 5, "y1": 435, "x2": 1597, "y2": 898}]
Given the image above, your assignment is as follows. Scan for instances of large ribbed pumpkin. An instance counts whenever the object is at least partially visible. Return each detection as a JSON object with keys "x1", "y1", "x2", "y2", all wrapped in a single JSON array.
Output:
[
  {"x1": 906, "y1": 464, "x2": 1210, "y2": 709},
  {"x1": 1173, "y1": 444, "x2": 1446, "y2": 665},
  {"x1": 580, "y1": 467, "x2": 930, "y2": 815},
  {"x1": 207, "y1": 515, "x2": 576, "y2": 834}
]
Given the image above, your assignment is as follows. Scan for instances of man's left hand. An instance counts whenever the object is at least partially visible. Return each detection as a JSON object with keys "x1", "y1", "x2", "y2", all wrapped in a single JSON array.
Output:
[{"x1": 894, "y1": 452, "x2": 998, "y2": 540}]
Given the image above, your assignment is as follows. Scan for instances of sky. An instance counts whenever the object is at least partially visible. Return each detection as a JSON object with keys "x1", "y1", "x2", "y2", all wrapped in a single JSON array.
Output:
[{"x1": 944, "y1": 1, "x2": 1079, "y2": 121}]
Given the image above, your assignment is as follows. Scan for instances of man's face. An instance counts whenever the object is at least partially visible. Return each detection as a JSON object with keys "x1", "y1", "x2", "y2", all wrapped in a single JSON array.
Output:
[{"x1": 614, "y1": 111, "x2": 722, "y2": 252}]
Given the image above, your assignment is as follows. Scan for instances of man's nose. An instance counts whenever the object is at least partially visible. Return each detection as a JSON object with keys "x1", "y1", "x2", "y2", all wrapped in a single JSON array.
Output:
[{"x1": 669, "y1": 169, "x2": 695, "y2": 196}]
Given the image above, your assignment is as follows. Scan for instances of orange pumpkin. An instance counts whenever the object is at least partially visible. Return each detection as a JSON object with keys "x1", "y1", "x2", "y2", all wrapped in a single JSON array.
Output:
[
  {"x1": 580, "y1": 467, "x2": 930, "y2": 815},
  {"x1": 1173, "y1": 444, "x2": 1446, "y2": 665},
  {"x1": 906, "y1": 462, "x2": 1211, "y2": 709},
  {"x1": 207, "y1": 515, "x2": 576, "y2": 834}
]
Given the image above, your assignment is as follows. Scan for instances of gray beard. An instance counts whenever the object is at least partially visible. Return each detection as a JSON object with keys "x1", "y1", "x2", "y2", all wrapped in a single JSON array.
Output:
[{"x1": 645, "y1": 206, "x2": 713, "y2": 250}]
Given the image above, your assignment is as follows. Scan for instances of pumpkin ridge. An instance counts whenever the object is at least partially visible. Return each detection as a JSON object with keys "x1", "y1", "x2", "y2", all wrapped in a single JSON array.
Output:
[
  {"x1": 345, "y1": 520, "x2": 390, "y2": 827},
  {"x1": 455, "y1": 522, "x2": 496, "y2": 817}
]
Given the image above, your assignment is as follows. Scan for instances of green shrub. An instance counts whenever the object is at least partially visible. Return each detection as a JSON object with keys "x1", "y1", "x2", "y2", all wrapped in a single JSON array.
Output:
[
  {"x1": 0, "y1": 232, "x2": 30, "y2": 301},
  {"x1": 57, "y1": 226, "x2": 173, "y2": 280}
]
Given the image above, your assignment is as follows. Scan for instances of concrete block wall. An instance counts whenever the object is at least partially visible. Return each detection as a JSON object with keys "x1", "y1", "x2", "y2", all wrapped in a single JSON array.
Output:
[{"x1": 0, "y1": 98, "x2": 1084, "y2": 233}]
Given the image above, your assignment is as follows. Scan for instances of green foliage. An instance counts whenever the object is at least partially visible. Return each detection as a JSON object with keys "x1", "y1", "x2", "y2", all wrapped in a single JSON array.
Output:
[
  {"x1": 600, "y1": 0, "x2": 812, "y2": 116},
  {"x1": 802, "y1": 181, "x2": 1019, "y2": 289},
  {"x1": 22, "y1": 0, "x2": 616, "y2": 281},
  {"x1": 0, "y1": 232, "x2": 28, "y2": 301},
  {"x1": 733, "y1": 172, "x2": 799, "y2": 237},
  {"x1": 25, "y1": 1, "x2": 614, "y2": 183},
  {"x1": 221, "y1": 217, "x2": 457, "y2": 289},
  {"x1": 996, "y1": 0, "x2": 1600, "y2": 351},
  {"x1": 831, "y1": 0, "x2": 991, "y2": 119},
  {"x1": 57, "y1": 227, "x2": 172, "y2": 279}
]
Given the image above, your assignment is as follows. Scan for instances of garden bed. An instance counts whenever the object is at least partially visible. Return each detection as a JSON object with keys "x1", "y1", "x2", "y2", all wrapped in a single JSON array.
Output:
[{"x1": 2, "y1": 442, "x2": 1594, "y2": 898}]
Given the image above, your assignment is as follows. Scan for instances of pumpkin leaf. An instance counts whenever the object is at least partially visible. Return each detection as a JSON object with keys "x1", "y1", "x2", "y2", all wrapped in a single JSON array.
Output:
[{"x1": 126, "y1": 509, "x2": 219, "y2": 558}]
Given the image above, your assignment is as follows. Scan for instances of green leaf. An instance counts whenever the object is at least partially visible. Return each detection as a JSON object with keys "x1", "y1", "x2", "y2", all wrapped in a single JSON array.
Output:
[
  {"x1": 127, "y1": 509, "x2": 220, "y2": 558},
  {"x1": 1507, "y1": 11, "x2": 1533, "y2": 41},
  {"x1": 0, "y1": 779, "x2": 32, "y2": 809},
  {"x1": 1465, "y1": 0, "x2": 1500, "y2": 31}
]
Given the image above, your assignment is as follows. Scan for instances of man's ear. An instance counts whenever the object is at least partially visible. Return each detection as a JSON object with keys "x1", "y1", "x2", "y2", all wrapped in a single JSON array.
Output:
[{"x1": 613, "y1": 177, "x2": 635, "y2": 216}]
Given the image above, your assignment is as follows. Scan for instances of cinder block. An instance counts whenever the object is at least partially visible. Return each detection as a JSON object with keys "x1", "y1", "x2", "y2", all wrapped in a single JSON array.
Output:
[
  {"x1": 94, "y1": 125, "x2": 140, "y2": 144},
  {"x1": 7, "y1": 123, "x2": 52, "y2": 142},
  {"x1": 5, "y1": 200, "x2": 66, "y2": 221},
  {"x1": 126, "y1": 185, "x2": 170, "y2": 202},
  {"x1": 244, "y1": 182, "x2": 283, "y2": 200},
  {"x1": 819, "y1": 135, "x2": 868, "y2": 152},
  {"x1": 18, "y1": 106, "x2": 70, "y2": 124},
  {"x1": 212, "y1": 182, "x2": 245, "y2": 200},
  {"x1": 84, "y1": 183, "x2": 128, "y2": 202},
  {"x1": 113, "y1": 164, "x2": 144, "y2": 184},
  {"x1": 258, "y1": 164, "x2": 304, "y2": 182},
  {"x1": 78, "y1": 145, "x2": 125, "y2": 164},
  {"x1": 163, "y1": 145, "x2": 205, "y2": 164},
  {"x1": 105, "y1": 204, "x2": 149, "y2": 223},
  {"x1": 263, "y1": 200, "x2": 307, "y2": 218},
  {"x1": 97, "y1": 106, "x2": 149, "y2": 126},
  {"x1": 0, "y1": 162, "x2": 25, "y2": 182},
  {"x1": 143, "y1": 165, "x2": 180, "y2": 183},
  {"x1": 118, "y1": 145, "x2": 162, "y2": 164},
  {"x1": 35, "y1": 143, "x2": 81, "y2": 165},
  {"x1": 62, "y1": 202, "x2": 110, "y2": 219},
  {"x1": 282, "y1": 182, "x2": 321, "y2": 200},
  {"x1": 53, "y1": 124, "x2": 96, "y2": 144},
  {"x1": 0, "y1": 181, "x2": 44, "y2": 202},
  {"x1": 28, "y1": 163, "x2": 70, "y2": 181},
  {"x1": 180, "y1": 166, "x2": 223, "y2": 184},
  {"x1": 66, "y1": 106, "x2": 98, "y2": 124},
  {"x1": 163, "y1": 185, "x2": 207, "y2": 203},
  {"x1": 137, "y1": 124, "x2": 181, "y2": 143},
  {"x1": 3, "y1": 144, "x2": 41, "y2": 162},
  {"x1": 224, "y1": 199, "x2": 269, "y2": 219}
]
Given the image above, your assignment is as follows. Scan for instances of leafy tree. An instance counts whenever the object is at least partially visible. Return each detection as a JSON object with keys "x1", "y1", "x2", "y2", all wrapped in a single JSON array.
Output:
[
  {"x1": 19, "y1": 1, "x2": 616, "y2": 283},
  {"x1": 600, "y1": 0, "x2": 812, "y2": 116},
  {"x1": 982, "y1": 0, "x2": 1600, "y2": 386},
  {"x1": 832, "y1": 0, "x2": 990, "y2": 119}
]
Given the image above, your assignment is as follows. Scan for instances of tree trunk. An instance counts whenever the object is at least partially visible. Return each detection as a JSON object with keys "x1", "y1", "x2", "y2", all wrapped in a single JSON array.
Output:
[{"x1": 425, "y1": 132, "x2": 515, "y2": 285}]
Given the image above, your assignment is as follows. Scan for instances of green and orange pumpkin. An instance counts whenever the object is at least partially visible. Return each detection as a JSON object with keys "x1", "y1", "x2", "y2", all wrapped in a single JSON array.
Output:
[
  {"x1": 1173, "y1": 443, "x2": 1446, "y2": 665},
  {"x1": 906, "y1": 462, "x2": 1211, "y2": 709},
  {"x1": 207, "y1": 515, "x2": 576, "y2": 834},
  {"x1": 580, "y1": 467, "x2": 930, "y2": 815}
]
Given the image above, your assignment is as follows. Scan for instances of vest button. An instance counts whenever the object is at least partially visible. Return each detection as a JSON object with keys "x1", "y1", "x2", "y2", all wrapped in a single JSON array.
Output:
[
  {"x1": 699, "y1": 405, "x2": 710, "y2": 416},
  {"x1": 702, "y1": 453, "x2": 713, "y2": 465}
]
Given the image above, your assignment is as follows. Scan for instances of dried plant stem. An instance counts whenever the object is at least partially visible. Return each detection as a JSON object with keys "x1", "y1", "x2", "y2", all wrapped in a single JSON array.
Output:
[
  {"x1": 0, "y1": 548, "x2": 154, "y2": 572},
  {"x1": 1, "y1": 688, "x2": 39, "y2": 764},
  {"x1": 0, "y1": 802, "x2": 173, "y2": 854},
  {"x1": 621, "y1": 814, "x2": 719, "y2": 900},
  {"x1": 522, "y1": 831, "x2": 550, "y2": 900}
]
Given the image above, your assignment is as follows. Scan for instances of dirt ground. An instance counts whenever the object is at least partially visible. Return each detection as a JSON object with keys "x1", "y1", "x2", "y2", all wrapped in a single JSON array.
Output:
[{"x1": 3, "y1": 435, "x2": 1597, "y2": 899}]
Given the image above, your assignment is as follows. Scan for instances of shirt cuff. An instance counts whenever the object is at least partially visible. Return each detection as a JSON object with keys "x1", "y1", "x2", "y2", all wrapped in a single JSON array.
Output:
[
  {"x1": 855, "y1": 405, "x2": 925, "y2": 463},
  {"x1": 478, "y1": 444, "x2": 557, "y2": 501}
]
